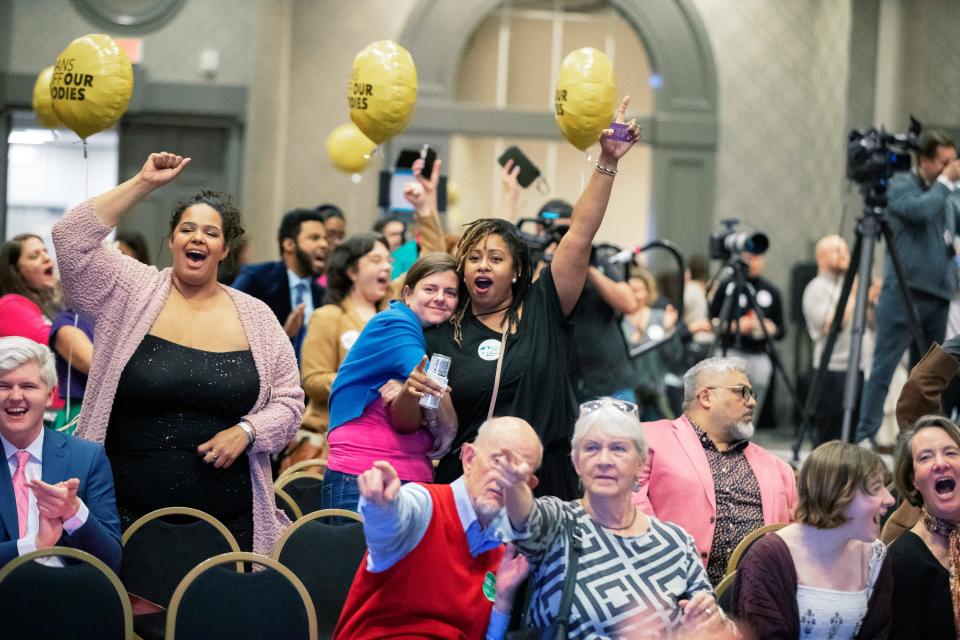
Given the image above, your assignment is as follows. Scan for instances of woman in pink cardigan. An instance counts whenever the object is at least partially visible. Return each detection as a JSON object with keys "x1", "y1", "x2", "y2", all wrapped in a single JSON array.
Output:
[{"x1": 52, "y1": 152, "x2": 303, "y2": 554}]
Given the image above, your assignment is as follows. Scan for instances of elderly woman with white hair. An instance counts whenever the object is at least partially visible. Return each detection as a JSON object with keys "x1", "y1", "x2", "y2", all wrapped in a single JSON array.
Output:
[{"x1": 491, "y1": 398, "x2": 731, "y2": 639}]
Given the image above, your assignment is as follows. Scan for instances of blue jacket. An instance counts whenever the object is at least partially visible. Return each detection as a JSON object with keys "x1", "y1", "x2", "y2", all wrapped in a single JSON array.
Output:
[
  {"x1": 232, "y1": 260, "x2": 325, "y2": 328},
  {"x1": 328, "y1": 301, "x2": 428, "y2": 431},
  {"x1": 885, "y1": 172, "x2": 960, "y2": 301},
  {"x1": 0, "y1": 429, "x2": 122, "y2": 572}
]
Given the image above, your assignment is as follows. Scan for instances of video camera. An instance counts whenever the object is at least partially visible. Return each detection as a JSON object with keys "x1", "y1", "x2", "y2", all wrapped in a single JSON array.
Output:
[
  {"x1": 847, "y1": 117, "x2": 921, "y2": 187},
  {"x1": 516, "y1": 210, "x2": 571, "y2": 265},
  {"x1": 709, "y1": 218, "x2": 769, "y2": 261}
]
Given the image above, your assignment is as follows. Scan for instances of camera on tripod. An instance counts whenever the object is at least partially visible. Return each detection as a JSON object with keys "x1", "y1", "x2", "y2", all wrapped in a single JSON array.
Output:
[
  {"x1": 846, "y1": 117, "x2": 921, "y2": 186},
  {"x1": 709, "y1": 219, "x2": 769, "y2": 261}
]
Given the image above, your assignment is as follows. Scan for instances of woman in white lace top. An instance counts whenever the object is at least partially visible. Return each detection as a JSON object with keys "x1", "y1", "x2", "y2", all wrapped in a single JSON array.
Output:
[{"x1": 732, "y1": 441, "x2": 894, "y2": 639}]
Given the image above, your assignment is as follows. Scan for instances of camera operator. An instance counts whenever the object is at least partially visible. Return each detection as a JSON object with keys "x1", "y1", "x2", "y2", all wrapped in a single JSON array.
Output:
[
  {"x1": 532, "y1": 200, "x2": 640, "y2": 403},
  {"x1": 708, "y1": 250, "x2": 785, "y2": 421},
  {"x1": 856, "y1": 130, "x2": 960, "y2": 444}
]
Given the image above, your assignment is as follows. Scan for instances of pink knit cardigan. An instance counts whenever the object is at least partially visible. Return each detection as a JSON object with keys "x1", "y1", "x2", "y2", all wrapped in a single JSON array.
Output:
[{"x1": 51, "y1": 200, "x2": 304, "y2": 555}]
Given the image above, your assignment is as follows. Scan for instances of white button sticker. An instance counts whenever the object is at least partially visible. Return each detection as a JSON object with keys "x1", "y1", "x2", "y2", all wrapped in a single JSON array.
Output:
[
  {"x1": 477, "y1": 339, "x2": 501, "y2": 361},
  {"x1": 756, "y1": 290, "x2": 773, "y2": 308}
]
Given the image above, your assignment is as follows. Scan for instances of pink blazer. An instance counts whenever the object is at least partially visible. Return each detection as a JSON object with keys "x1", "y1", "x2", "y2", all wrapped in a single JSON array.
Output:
[
  {"x1": 52, "y1": 200, "x2": 304, "y2": 555},
  {"x1": 633, "y1": 415, "x2": 797, "y2": 564}
]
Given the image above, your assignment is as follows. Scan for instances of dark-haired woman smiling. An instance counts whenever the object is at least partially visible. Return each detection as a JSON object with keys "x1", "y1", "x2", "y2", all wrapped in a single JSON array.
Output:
[
  {"x1": 52, "y1": 152, "x2": 303, "y2": 553},
  {"x1": 300, "y1": 233, "x2": 393, "y2": 441}
]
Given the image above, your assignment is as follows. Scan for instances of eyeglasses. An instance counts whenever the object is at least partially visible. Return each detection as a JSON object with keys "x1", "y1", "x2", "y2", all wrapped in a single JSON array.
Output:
[
  {"x1": 705, "y1": 385, "x2": 757, "y2": 402},
  {"x1": 579, "y1": 398, "x2": 640, "y2": 419}
]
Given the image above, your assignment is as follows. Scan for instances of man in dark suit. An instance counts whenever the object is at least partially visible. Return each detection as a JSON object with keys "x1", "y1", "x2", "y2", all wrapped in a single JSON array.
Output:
[
  {"x1": 232, "y1": 208, "x2": 330, "y2": 358},
  {"x1": 0, "y1": 337, "x2": 121, "y2": 571}
]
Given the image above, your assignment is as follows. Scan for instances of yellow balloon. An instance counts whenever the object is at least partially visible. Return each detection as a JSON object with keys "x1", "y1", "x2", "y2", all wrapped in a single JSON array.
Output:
[
  {"x1": 555, "y1": 48, "x2": 617, "y2": 151},
  {"x1": 32, "y1": 66, "x2": 61, "y2": 129},
  {"x1": 326, "y1": 123, "x2": 377, "y2": 173},
  {"x1": 348, "y1": 40, "x2": 417, "y2": 144},
  {"x1": 50, "y1": 34, "x2": 133, "y2": 140},
  {"x1": 446, "y1": 179, "x2": 460, "y2": 207}
]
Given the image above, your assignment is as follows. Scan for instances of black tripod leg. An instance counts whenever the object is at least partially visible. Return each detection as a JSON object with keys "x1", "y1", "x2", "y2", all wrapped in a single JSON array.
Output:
[
  {"x1": 880, "y1": 218, "x2": 928, "y2": 355},
  {"x1": 793, "y1": 234, "x2": 862, "y2": 457},
  {"x1": 839, "y1": 216, "x2": 880, "y2": 443},
  {"x1": 742, "y1": 283, "x2": 804, "y2": 420},
  {"x1": 709, "y1": 266, "x2": 741, "y2": 358}
]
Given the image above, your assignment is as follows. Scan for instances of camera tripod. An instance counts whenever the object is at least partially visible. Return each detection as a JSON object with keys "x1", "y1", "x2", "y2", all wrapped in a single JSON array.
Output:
[
  {"x1": 710, "y1": 255, "x2": 804, "y2": 429},
  {"x1": 795, "y1": 189, "x2": 926, "y2": 455}
]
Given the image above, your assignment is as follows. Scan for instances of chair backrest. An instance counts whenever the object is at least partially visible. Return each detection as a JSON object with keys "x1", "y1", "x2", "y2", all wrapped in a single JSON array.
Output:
[
  {"x1": 279, "y1": 457, "x2": 327, "y2": 480},
  {"x1": 275, "y1": 486, "x2": 303, "y2": 521},
  {"x1": 166, "y1": 552, "x2": 317, "y2": 640},
  {"x1": 725, "y1": 522, "x2": 787, "y2": 575},
  {"x1": 715, "y1": 569, "x2": 737, "y2": 613},
  {"x1": 121, "y1": 506, "x2": 241, "y2": 607},
  {"x1": 275, "y1": 471, "x2": 325, "y2": 516},
  {"x1": 0, "y1": 546, "x2": 133, "y2": 639},
  {"x1": 273, "y1": 511, "x2": 366, "y2": 634}
]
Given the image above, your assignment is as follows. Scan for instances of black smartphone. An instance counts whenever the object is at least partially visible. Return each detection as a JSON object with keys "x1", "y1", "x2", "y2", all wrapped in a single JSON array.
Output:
[
  {"x1": 497, "y1": 145, "x2": 541, "y2": 188},
  {"x1": 396, "y1": 145, "x2": 437, "y2": 177}
]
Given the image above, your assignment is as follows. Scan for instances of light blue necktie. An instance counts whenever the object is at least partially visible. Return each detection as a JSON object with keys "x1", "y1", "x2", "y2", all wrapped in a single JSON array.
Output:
[{"x1": 293, "y1": 281, "x2": 308, "y2": 362}]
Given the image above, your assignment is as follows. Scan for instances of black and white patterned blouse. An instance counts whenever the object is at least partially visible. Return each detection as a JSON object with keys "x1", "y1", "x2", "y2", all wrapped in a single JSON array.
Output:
[{"x1": 507, "y1": 497, "x2": 713, "y2": 639}]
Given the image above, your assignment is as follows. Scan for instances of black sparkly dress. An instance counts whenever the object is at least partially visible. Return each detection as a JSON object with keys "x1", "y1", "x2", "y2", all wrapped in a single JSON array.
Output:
[{"x1": 105, "y1": 334, "x2": 260, "y2": 551}]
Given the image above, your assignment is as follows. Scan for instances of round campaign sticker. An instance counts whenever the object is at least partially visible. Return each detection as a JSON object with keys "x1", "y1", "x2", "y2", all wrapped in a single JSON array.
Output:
[
  {"x1": 477, "y1": 339, "x2": 501, "y2": 361},
  {"x1": 647, "y1": 325, "x2": 665, "y2": 340},
  {"x1": 482, "y1": 571, "x2": 497, "y2": 602},
  {"x1": 340, "y1": 330, "x2": 359, "y2": 351},
  {"x1": 756, "y1": 290, "x2": 773, "y2": 308}
]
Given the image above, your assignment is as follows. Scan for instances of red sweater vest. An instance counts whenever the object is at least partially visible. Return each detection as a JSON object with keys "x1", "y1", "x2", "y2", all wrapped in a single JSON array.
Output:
[{"x1": 334, "y1": 483, "x2": 504, "y2": 639}]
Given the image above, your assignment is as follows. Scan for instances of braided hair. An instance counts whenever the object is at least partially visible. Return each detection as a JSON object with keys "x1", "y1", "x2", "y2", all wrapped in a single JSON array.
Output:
[{"x1": 451, "y1": 218, "x2": 532, "y2": 344}]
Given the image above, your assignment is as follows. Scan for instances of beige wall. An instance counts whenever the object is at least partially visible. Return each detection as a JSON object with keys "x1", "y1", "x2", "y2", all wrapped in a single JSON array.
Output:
[
  {"x1": 9, "y1": 0, "x2": 960, "y2": 274},
  {"x1": 689, "y1": 0, "x2": 853, "y2": 291}
]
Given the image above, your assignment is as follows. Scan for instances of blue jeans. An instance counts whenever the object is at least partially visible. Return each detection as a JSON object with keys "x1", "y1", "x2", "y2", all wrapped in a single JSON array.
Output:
[
  {"x1": 856, "y1": 287, "x2": 949, "y2": 441},
  {"x1": 319, "y1": 469, "x2": 361, "y2": 524}
]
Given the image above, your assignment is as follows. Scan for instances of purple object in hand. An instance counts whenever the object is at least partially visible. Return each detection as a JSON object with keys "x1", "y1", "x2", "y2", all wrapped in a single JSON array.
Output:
[{"x1": 609, "y1": 122, "x2": 631, "y2": 141}]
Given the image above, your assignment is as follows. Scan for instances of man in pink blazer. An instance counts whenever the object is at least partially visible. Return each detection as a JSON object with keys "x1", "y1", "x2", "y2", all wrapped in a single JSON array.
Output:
[{"x1": 634, "y1": 356, "x2": 797, "y2": 584}]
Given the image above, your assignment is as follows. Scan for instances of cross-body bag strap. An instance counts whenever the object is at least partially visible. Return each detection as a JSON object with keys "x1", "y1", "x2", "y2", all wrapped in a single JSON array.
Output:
[
  {"x1": 552, "y1": 513, "x2": 581, "y2": 638},
  {"x1": 486, "y1": 326, "x2": 510, "y2": 421}
]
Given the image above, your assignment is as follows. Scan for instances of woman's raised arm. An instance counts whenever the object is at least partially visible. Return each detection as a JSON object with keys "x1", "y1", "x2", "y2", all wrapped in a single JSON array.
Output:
[{"x1": 550, "y1": 96, "x2": 640, "y2": 316}]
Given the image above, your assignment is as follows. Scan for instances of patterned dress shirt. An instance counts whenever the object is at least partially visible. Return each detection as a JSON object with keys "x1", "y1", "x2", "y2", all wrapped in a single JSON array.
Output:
[{"x1": 689, "y1": 420, "x2": 765, "y2": 585}]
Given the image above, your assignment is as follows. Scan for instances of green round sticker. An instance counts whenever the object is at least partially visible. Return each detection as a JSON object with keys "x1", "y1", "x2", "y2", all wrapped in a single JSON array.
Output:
[{"x1": 482, "y1": 571, "x2": 497, "y2": 602}]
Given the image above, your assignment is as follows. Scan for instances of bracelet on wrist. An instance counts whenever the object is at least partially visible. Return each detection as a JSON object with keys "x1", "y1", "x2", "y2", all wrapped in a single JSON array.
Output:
[
  {"x1": 237, "y1": 421, "x2": 256, "y2": 445},
  {"x1": 595, "y1": 162, "x2": 618, "y2": 177}
]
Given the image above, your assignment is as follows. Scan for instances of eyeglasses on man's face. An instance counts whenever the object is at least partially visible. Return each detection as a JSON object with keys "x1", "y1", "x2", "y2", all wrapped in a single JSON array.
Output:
[{"x1": 704, "y1": 384, "x2": 757, "y2": 402}]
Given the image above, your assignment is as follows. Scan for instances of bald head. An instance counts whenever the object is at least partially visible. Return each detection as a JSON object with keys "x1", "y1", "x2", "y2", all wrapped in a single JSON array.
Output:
[
  {"x1": 474, "y1": 416, "x2": 543, "y2": 471},
  {"x1": 815, "y1": 235, "x2": 849, "y2": 275},
  {"x1": 462, "y1": 416, "x2": 543, "y2": 526}
]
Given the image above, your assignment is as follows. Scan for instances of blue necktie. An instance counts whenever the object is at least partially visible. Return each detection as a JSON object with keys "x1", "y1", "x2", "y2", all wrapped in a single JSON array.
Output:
[{"x1": 293, "y1": 281, "x2": 308, "y2": 362}]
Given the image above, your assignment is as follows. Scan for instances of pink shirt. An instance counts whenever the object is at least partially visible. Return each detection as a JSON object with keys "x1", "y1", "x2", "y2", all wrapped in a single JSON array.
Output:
[{"x1": 327, "y1": 398, "x2": 433, "y2": 482}]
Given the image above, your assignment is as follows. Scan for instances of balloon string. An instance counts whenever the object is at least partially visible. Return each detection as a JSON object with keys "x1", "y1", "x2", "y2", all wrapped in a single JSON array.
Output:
[{"x1": 84, "y1": 140, "x2": 90, "y2": 200}]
